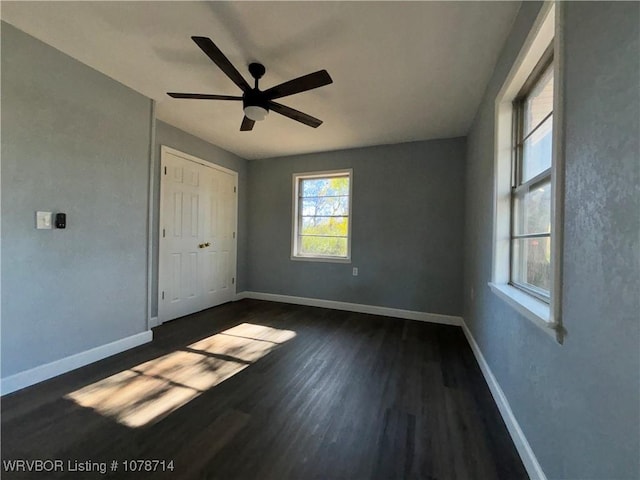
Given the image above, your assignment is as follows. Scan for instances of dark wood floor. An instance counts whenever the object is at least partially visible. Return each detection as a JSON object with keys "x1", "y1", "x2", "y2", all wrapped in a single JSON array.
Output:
[{"x1": 2, "y1": 300, "x2": 527, "y2": 479}]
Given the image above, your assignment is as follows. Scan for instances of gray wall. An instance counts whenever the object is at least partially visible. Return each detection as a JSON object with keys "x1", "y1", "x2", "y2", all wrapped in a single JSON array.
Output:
[
  {"x1": 248, "y1": 139, "x2": 466, "y2": 316},
  {"x1": 153, "y1": 121, "x2": 248, "y2": 317},
  {"x1": 1, "y1": 23, "x2": 153, "y2": 377},
  {"x1": 463, "y1": 2, "x2": 640, "y2": 479}
]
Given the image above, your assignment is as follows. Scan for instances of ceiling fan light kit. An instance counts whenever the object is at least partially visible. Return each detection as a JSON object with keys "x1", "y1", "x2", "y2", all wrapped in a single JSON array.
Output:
[
  {"x1": 167, "y1": 36, "x2": 333, "y2": 131},
  {"x1": 243, "y1": 105, "x2": 269, "y2": 122}
]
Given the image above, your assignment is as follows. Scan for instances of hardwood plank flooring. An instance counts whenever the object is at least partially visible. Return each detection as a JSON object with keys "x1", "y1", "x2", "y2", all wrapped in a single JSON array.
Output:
[{"x1": 1, "y1": 299, "x2": 527, "y2": 479}]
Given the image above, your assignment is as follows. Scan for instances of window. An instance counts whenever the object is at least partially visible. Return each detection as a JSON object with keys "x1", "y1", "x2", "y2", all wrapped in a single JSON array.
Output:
[
  {"x1": 292, "y1": 170, "x2": 352, "y2": 262},
  {"x1": 511, "y1": 55, "x2": 553, "y2": 300},
  {"x1": 490, "y1": 2, "x2": 564, "y2": 342}
]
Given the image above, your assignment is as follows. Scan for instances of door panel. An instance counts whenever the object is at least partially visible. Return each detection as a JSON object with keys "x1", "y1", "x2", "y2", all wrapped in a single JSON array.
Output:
[
  {"x1": 220, "y1": 252, "x2": 229, "y2": 290},
  {"x1": 189, "y1": 194, "x2": 199, "y2": 237},
  {"x1": 159, "y1": 149, "x2": 237, "y2": 323},
  {"x1": 172, "y1": 193, "x2": 183, "y2": 236},
  {"x1": 170, "y1": 254, "x2": 181, "y2": 302},
  {"x1": 204, "y1": 251, "x2": 217, "y2": 295}
]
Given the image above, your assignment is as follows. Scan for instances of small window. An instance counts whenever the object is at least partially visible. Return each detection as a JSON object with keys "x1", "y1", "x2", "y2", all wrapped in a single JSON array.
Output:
[
  {"x1": 292, "y1": 170, "x2": 352, "y2": 262},
  {"x1": 511, "y1": 57, "x2": 554, "y2": 300}
]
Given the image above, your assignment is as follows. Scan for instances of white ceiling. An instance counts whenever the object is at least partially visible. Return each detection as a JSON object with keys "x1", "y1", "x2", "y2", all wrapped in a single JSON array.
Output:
[{"x1": 1, "y1": 1, "x2": 520, "y2": 160}]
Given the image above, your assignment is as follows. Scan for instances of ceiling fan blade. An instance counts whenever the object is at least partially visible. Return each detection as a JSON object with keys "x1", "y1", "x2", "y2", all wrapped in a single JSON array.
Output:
[
  {"x1": 264, "y1": 70, "x2": 333, "y2": 100},
  {"x1": 240, "y1": 116, "x2": 255, "y2": 131},
  {"x1": 268, "y1": 101, "x2": 322, "y2": 128},
  {"x1": 191, "y1": 36, "x2": 251, "y2": 92},
  {"x1": 167, "y1": 93, "x2": 243, "y2": 100}
]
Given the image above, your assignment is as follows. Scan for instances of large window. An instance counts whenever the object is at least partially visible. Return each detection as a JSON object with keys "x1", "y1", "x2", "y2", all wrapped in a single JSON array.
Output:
[
  {"x1": 490, "y1": 2, "x2": 563, "y2": 342},
  {"x1": 511, "y1": 56, "x2": 553, "y2": 300},
  {"x1": 292, "y1": 170, "x2": 352, "y2": 262}
]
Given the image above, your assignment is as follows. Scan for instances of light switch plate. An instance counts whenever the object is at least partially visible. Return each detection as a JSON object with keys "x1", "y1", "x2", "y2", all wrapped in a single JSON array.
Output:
[{"x1": 36, "y1": 211, "x2": 53, "y2": 229}]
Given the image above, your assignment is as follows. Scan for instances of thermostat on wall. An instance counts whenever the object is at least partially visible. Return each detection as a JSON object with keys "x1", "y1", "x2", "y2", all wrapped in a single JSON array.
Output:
[{"x1": 55, "y1": 213, "x2": 66, "y2": 229}]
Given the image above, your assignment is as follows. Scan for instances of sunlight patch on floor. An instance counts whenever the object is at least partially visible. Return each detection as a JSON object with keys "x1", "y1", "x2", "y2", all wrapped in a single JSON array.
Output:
[{"x1": 65, "y1": 323, "x2": 296, "y2": 427}]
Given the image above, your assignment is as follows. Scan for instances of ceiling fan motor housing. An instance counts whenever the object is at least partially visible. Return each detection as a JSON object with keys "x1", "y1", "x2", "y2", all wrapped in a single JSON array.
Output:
[{"x1": 243, "y1": 88, "x2": 269, "y2": 112}]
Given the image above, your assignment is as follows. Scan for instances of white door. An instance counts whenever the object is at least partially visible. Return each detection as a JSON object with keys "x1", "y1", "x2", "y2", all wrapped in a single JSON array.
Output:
[
  {"x1": 199, "y1": 164, "x2": 236, "y2": 309},
  {"x1": 158, "y1": 147, "x2": 237, "y2": 323}
]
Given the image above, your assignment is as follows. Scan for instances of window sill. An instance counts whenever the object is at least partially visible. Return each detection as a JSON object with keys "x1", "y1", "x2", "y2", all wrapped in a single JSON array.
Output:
[
  {"x1": 488, "y1": 282, "x2": 559, "y2": 341},
  {"x1": 291, "y1": 255, "x2": 351, "y2": 264}
]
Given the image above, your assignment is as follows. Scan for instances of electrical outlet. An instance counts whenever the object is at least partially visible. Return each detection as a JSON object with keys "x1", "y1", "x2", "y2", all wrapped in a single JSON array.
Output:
[{"x1": 352, "y1": 267, "x2": 358, "y2": 276}]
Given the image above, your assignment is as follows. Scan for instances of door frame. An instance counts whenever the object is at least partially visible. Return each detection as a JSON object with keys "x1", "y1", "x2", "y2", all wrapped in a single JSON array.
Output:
[{"x1": 158, "y1": 145, "x2": 238, "y2": 324}]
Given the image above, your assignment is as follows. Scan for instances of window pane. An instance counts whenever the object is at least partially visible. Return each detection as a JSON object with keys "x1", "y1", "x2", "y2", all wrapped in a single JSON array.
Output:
[
  {"x1": 301, "y1": 176, "x2": 349, "y2": 197},
  {"x1": 300, "y1": 216, "x2": 348, "y2": 237},
  {"x1": 301, "y1": 196, "x2": 349, "y2": 216},
  {"x1": 524, "y1": 66, "x2": 553, "y2": 136},
  {"x1": 511, "y1": 236, "x2": 551, "y2": 293},
  {"x1": 294, "y1": 171, "x2": 351, "y2": 259},
  {"x1": 522, "y1": 114, "x2": 552, "y2": 182},
  {"x1": 513, "y1": 178, "x2": 551, "y2": 235},
  {"x1": 300, "y1": 236, "x2": 348, "y2": 257}
]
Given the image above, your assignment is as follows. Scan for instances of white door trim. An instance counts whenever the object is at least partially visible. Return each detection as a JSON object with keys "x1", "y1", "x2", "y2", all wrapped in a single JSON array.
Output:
[
  {"x1": 158, "y1": 145, "x2": 238, "y2": 323},
  {"x1": 161, "y1": 145, "x2": 238, "y2": 176},
  {"x1": 146, "y1": 101, "x2": 156, "y2": 331}
]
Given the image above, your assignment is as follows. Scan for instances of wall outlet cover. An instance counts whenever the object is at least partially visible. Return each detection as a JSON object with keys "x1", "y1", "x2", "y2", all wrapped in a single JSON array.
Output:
[{"x1": 36, "y1": 211, "x2": 53, "y2": 229}]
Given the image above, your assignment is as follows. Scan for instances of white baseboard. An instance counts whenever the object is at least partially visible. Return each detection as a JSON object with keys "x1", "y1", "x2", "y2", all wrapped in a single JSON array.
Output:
[
  {"x1": 1, "y1": 330, "x2": 153, "y2": 396},
  {"x1": 238, "y1": 291, "x2": 463, "y2": 326},
  {"x1": 234, "y1": 292, "x2": 248, "y2": 301},
  {"x1": 461, "y1": 321, "x2": 547, "y2": 480},
  {"x1": 149, "y1": 316, "x2": 159, "y2": 328}
]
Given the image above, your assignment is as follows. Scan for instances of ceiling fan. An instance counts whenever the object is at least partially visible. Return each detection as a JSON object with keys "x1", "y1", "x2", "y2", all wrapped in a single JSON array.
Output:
[{"x1": 167, "y1": 36, "x2": 333, "y2": 131}]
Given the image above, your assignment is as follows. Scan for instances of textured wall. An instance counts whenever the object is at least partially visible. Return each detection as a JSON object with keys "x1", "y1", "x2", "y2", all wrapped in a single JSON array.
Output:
[
  {"x1": 152, "y1": 121, "x2": 248, "y2": 317},
  {"x1": 1, "y1": 23, "x2": 153, "y2": 377},
  {"x1": 248, "y1": 138, "x2": 466, "y2": 316},
  {"x1": 463, "y1": 2, "x2": 640, "y2": 479}
]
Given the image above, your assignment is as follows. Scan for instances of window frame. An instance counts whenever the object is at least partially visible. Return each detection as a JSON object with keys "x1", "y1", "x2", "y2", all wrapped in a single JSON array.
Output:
[
  {"x1": 291, "y1": 169, "x2": 353, "y2": 263},
  {"x1": 510, "y1": 51, "x2": 554, "y2": 302},
  {"x1": 489, "y1": 1, "x2": 565, "y2": 343}
]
